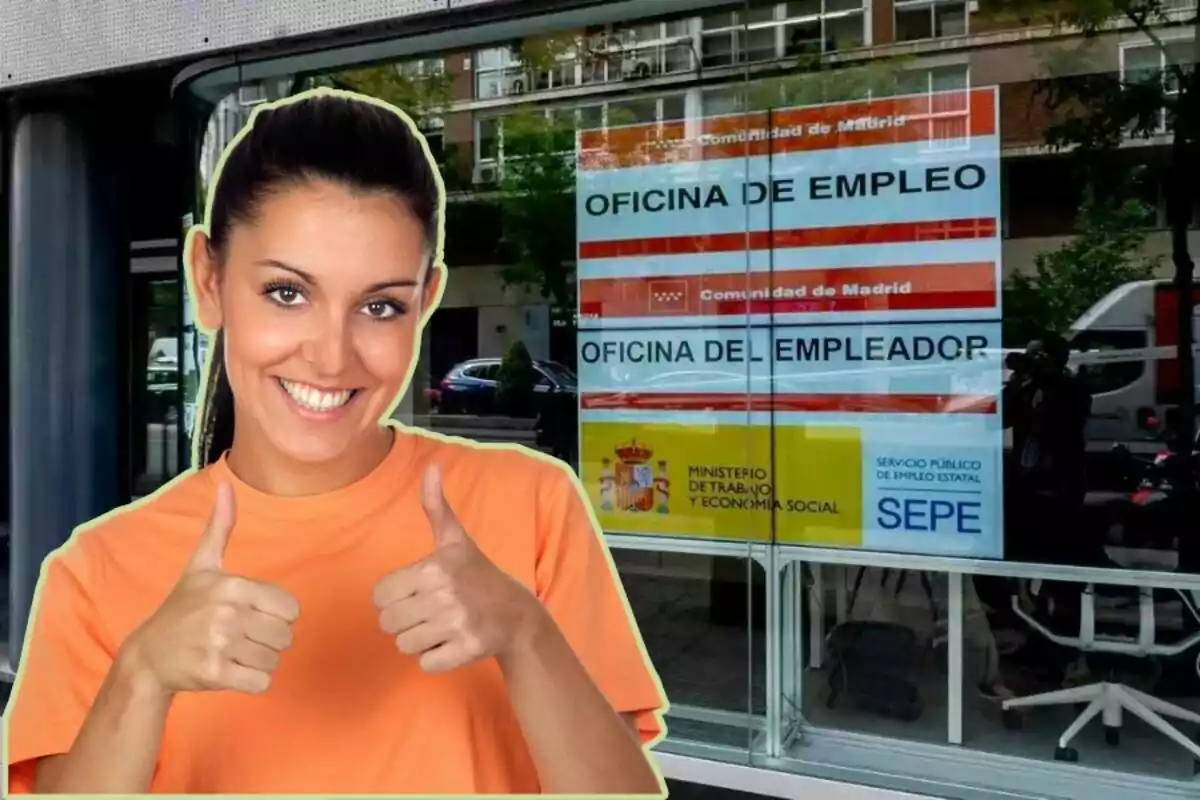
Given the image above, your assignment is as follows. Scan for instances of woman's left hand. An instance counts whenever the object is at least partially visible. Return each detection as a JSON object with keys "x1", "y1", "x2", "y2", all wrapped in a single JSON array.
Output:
[{"x1": 373, "y1": 465, "x2": 548, "y2": 673}]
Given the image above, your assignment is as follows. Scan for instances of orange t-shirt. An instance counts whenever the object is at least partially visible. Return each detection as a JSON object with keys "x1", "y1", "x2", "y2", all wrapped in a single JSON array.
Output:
[{"x1": 4, "y1": 428, "x2": 666, "y2": 794}]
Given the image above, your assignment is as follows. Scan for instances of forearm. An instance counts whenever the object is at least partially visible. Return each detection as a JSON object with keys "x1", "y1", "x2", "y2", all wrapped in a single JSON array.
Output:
[
  {"x1": 34, "y1": 649, "x2": 171, "y2": 794},
  {"x1": 497, "y1": 614, "x2": 662, "y2": 796}
]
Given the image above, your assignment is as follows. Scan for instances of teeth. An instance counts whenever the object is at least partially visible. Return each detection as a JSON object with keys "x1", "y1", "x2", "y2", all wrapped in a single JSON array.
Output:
[{"x1": 280, "y1": 379, "x2": 353, "y2": 412}]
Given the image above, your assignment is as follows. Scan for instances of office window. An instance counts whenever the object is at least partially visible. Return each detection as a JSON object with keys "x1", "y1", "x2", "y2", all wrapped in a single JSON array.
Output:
[
  {"x1": 1122, "y1": 38, "x2": 1193, "y2": 133},
  {"x1": 475, "y1": 93, "x2": 687, "y2": 165},
  {"x1": 475, "y1": 46, "x2": 527, "y2": 98},
  {"x1": 477, "y1": 116, "x2": 501, "y2": 161},
  {"x1": 702, "y1": 86, "x2": 748, "y2": 116},
  {"x1": 896, "y1": 64, "x2": 972, "y2": 147},
  {"x1": 477, "y1": 23, "x2": 697, "y2": 96},
  {"x1": 700, "y1": 3, "x2": 779, "y2": 68},
  {"x1": 701, "y1": 0, "x2": 865, "y2": 67},
  {"x1": 398, "y1": 58, "x2": 445, "y2": 78},
  {"x1": 782, "y1": 0, "x2": 865, "y2": 54},
  {"x1": 581, "y1": 20, "x2": 697, "y2": 84},
  {"x1": 895, "y1": 0, "x2": 969, "y2": 42}
]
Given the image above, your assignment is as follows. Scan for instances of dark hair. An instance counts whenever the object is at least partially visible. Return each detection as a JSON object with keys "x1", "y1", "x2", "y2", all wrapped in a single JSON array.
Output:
[{"x1": 196, "y1": 90, "x2": 441, "y2": 466}]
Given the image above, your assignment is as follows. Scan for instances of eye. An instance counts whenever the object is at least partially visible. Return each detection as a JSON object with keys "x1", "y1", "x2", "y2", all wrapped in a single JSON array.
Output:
[
  {"x1": 362, "y1": 299, "x2": 406, "y2": 320},
  {"x1": 263, "y1": 281, "x2": 307, "y2": 308}
]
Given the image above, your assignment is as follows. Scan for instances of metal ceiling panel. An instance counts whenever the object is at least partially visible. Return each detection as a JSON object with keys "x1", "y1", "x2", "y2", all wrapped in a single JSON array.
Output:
[{"x1": 0, "y1": 0, "x2": 506, "y2": 89}]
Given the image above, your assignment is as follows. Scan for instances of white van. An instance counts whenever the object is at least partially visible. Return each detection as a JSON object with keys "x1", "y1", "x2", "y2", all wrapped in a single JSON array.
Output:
[{"x1": 1066, "y1": 280, "x2": 1200, "y2": 448}]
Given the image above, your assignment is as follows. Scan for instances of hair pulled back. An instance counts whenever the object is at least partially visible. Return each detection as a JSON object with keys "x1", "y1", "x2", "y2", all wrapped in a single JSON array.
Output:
[{"x1": 195, "y1": 90, "x2": 442, "y2": 466}]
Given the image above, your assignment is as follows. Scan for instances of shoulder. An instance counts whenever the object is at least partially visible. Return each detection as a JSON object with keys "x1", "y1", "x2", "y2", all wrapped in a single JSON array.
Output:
[
  {"x1": 47, "y1": 468, "x2": 215, "y2": 595},
  {"x1": 400, "y1": 426, "x2": 589, "y2": 540},
  {"x1": 405, "y1": 426, "x2": 574, "y2": 498}
]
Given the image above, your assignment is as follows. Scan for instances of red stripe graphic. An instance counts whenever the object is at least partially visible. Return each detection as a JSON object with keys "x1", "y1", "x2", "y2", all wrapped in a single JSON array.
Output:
[
  {"x1": 578, "y1": 89, "x2": 997, "y2": 170},
  {"x1": 579, "y1": 218, "x2": 997, "y2": 260},
  {"x1": 581, "y1": 291, "x2": 995, "y2": 318},
  {"x1": 579, "y1": 262, "x2": 997, "y2": 319},
  {"x1": 582, "y1": 393, "x2": 998, "y2": 414}
]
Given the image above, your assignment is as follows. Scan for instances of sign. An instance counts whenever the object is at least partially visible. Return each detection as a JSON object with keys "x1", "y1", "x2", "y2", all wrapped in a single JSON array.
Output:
[{"x1": 576, "y1": 88, "x2": 1004, "y2": 558}]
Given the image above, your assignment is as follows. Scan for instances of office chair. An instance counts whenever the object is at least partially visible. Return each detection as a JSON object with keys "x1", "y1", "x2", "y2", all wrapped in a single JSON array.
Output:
[{"x1": 1001, "y1": 584, "x2": 1200, "y2": 769}]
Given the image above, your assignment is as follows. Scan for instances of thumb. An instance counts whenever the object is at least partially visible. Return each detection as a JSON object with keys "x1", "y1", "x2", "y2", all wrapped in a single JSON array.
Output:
[
  {"x1": 188, "y1": 481, "x2": 237, "y2": 572},
  {"x1": 421, "y1": 464, "x2": 466, "y2": 548}
]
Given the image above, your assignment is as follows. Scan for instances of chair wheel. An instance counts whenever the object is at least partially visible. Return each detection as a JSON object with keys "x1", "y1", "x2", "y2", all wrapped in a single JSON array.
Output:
[
  {"x1": 1105, "y1": 726, "x2": 1119, "y2": 746},
  {"x1": 1002, "y1": 709, "x2": 1023, "y2": 730},
  {"x1": 1055, "y1": 746, "x2": 1078, "y2": 763}
]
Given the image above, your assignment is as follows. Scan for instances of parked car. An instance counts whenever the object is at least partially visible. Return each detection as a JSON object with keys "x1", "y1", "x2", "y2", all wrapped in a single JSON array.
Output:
[{"x1": 427, "y1": 358, "x2": 577, "y2": 415}]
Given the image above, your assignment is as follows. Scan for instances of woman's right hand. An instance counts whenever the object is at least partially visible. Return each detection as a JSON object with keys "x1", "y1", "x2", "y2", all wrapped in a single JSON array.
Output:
[{"x1": 118, "y1": 482, "x2": 300, "y2": 697}]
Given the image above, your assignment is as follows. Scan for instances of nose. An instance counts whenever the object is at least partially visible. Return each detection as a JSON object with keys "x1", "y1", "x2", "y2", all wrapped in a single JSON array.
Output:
[{"x1": 300, "y1": 308, "x2": 353, "y2": 378}]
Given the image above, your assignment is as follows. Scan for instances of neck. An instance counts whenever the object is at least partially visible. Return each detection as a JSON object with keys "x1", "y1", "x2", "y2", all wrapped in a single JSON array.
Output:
[{"x1": 225, "y1": 425, "x2": 395, "y2": 498}]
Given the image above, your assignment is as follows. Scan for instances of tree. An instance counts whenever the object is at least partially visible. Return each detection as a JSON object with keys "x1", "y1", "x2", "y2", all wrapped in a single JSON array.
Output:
[
  {"x1": 495, "y1": 339, "x2": 540, "y2": 417},
  {"x1": 312, "y1": 62, "x2": 452, "y2": 120},
  {"x1": 1003, "y1": 183, "x2": 1161, "y2": 345},
  {"x1": 493, "y1": 109, "x2": 579, "y2": 312},
  {"x1": 750, "y1": 53, "x2": 919, "y2": 110},
  {"x1": 980, "y1": 0, "x2": 1199, "y2": 448},
  {"x1": 302, "y1": 63, "x2": 465, "y2": 188}
]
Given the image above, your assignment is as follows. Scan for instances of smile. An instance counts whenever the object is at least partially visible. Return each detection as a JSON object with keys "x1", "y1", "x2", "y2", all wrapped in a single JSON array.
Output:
[{"x1": 277, "y1": 378, "x2": 359, "y2": 413}]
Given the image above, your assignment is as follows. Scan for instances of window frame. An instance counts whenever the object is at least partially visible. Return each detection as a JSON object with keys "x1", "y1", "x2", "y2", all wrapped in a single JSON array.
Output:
[
  {"x1": 893, "y1": 0, "x2": 970, "y2": 43},
  {"x1": 474, "y1": 90, "x2": 689, "y2": 165},
  {"x1": 473, "y1": 3, "x2": 872, "y2": 101},
  {"x1": 1118, "y1": 35, "x2": 1194, "y2": 136},
  {"x1": 699, "y1": 0, "x2": 869, "y2": 68}
]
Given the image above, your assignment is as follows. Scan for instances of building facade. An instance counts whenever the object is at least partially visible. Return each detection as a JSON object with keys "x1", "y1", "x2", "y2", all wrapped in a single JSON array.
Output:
[{"x1": 195, "y1": 0, "x2": 1199, "y2": 383}]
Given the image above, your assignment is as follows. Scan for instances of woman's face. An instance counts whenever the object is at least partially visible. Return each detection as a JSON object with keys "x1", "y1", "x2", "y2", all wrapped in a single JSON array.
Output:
[{"x1": 192, "y1": 178, "x2": 441, "y2": 466}]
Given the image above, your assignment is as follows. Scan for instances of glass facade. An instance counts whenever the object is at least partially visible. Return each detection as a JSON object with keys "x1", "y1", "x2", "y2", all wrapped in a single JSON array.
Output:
[{"x1": 180, "y1": 1, "x2": 1200, "y2": 797}]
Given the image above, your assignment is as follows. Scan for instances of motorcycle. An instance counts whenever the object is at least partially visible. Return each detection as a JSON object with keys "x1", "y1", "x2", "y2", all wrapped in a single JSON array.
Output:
[{"x1": 1107, "y1": 424, "x2": 1199, "y2": 555}]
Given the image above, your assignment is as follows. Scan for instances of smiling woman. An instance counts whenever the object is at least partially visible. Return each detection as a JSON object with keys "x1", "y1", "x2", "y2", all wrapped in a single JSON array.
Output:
[{"x1": 4, "y1": 90, "x2": 667, "y2": 796}]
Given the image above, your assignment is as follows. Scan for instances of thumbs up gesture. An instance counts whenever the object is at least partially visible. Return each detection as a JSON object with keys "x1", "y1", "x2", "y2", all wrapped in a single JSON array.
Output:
[
  {"x1": 118, "y1": 482, "x2": 300, "y2": 696},
  {"x1": 372, "y1": 465, "x2": 546, "y2": 673}
]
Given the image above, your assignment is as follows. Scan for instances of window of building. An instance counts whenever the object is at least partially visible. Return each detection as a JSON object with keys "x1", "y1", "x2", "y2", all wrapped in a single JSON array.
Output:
[
  {"x1": 712, "y1": 61, "x2": 969, "y2": 116},
  {"x1": 398, "y1": 57, "x2": 445, "y2": 79},
  {"x1": 473, "y1": 4, "x2": 872, "y2": 100},
  {"x1": 476, "y1": 21, "x2": 696, "y2": 99},
  {"x1": 700, "y1": 0, "x2": 866, "y2": 67},
  {"x1": 894, "y1": 0, "x2": 969, "y2": 42},
  {"x1": 602, "y1": 19, "x2": 697, "y2": 81},
  {"x1": 475, "y1": 46, "x2": 530, "y2": 99},
  {"x1": 896, "y1": 64, "x2": 972, "y2": 148},
  {"x1": 700, "y1": 5, "x2": 779, "y2": 67},
  {"x1": 1121, "y1": 38, "x2": 1193, "y2": 134},
  {"x1": 475, "y1": 92, "x2": 687, "y2": 165},
  {"x1": 701, "y1": 85, "x2": 748, "y2": 116}
]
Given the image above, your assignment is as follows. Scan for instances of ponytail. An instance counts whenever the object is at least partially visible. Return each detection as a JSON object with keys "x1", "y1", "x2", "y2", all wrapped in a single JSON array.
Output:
[{"x1": 197, "y1": 329, "x2": 236, "y2": 466}]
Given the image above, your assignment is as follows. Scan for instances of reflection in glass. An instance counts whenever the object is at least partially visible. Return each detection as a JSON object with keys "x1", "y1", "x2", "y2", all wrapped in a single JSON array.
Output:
[
  {"x1": 616, "y1": 550, "x2": 763, "y2": 748},
  {"x1": 132, "y1": 276, "x2": 182, "y2": 496},
  {"x1": 968, "y1": 575, "x2": 1200, "y2": 779},
  {"x1": 799, "y1": 567, "x2": 950, "y2": 744}
]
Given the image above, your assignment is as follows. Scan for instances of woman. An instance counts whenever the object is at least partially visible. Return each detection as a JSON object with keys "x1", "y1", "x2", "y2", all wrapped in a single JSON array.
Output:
[{"x1": 5, "y1": 89, "x2": 667, "y2": 795}]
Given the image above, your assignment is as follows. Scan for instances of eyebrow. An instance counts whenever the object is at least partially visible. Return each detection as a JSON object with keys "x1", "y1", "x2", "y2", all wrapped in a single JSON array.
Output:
[{"x1": 254, "y1": 259, "x2": 421, "y2": 293}]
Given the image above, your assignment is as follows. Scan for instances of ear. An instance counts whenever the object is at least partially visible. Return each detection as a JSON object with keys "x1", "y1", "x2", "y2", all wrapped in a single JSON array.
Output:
[
  {"x1": 419, "y1": 263, "x2": 445, "y2": 327},
  {"x1": 188, "y1": 228, "x2": 225, "y2": 332}
]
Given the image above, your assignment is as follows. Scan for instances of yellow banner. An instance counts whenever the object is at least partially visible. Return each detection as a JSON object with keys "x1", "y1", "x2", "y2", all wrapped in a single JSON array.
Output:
[{"x1": 580, "y1": 421, "x2": 863, "y2": 544}]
